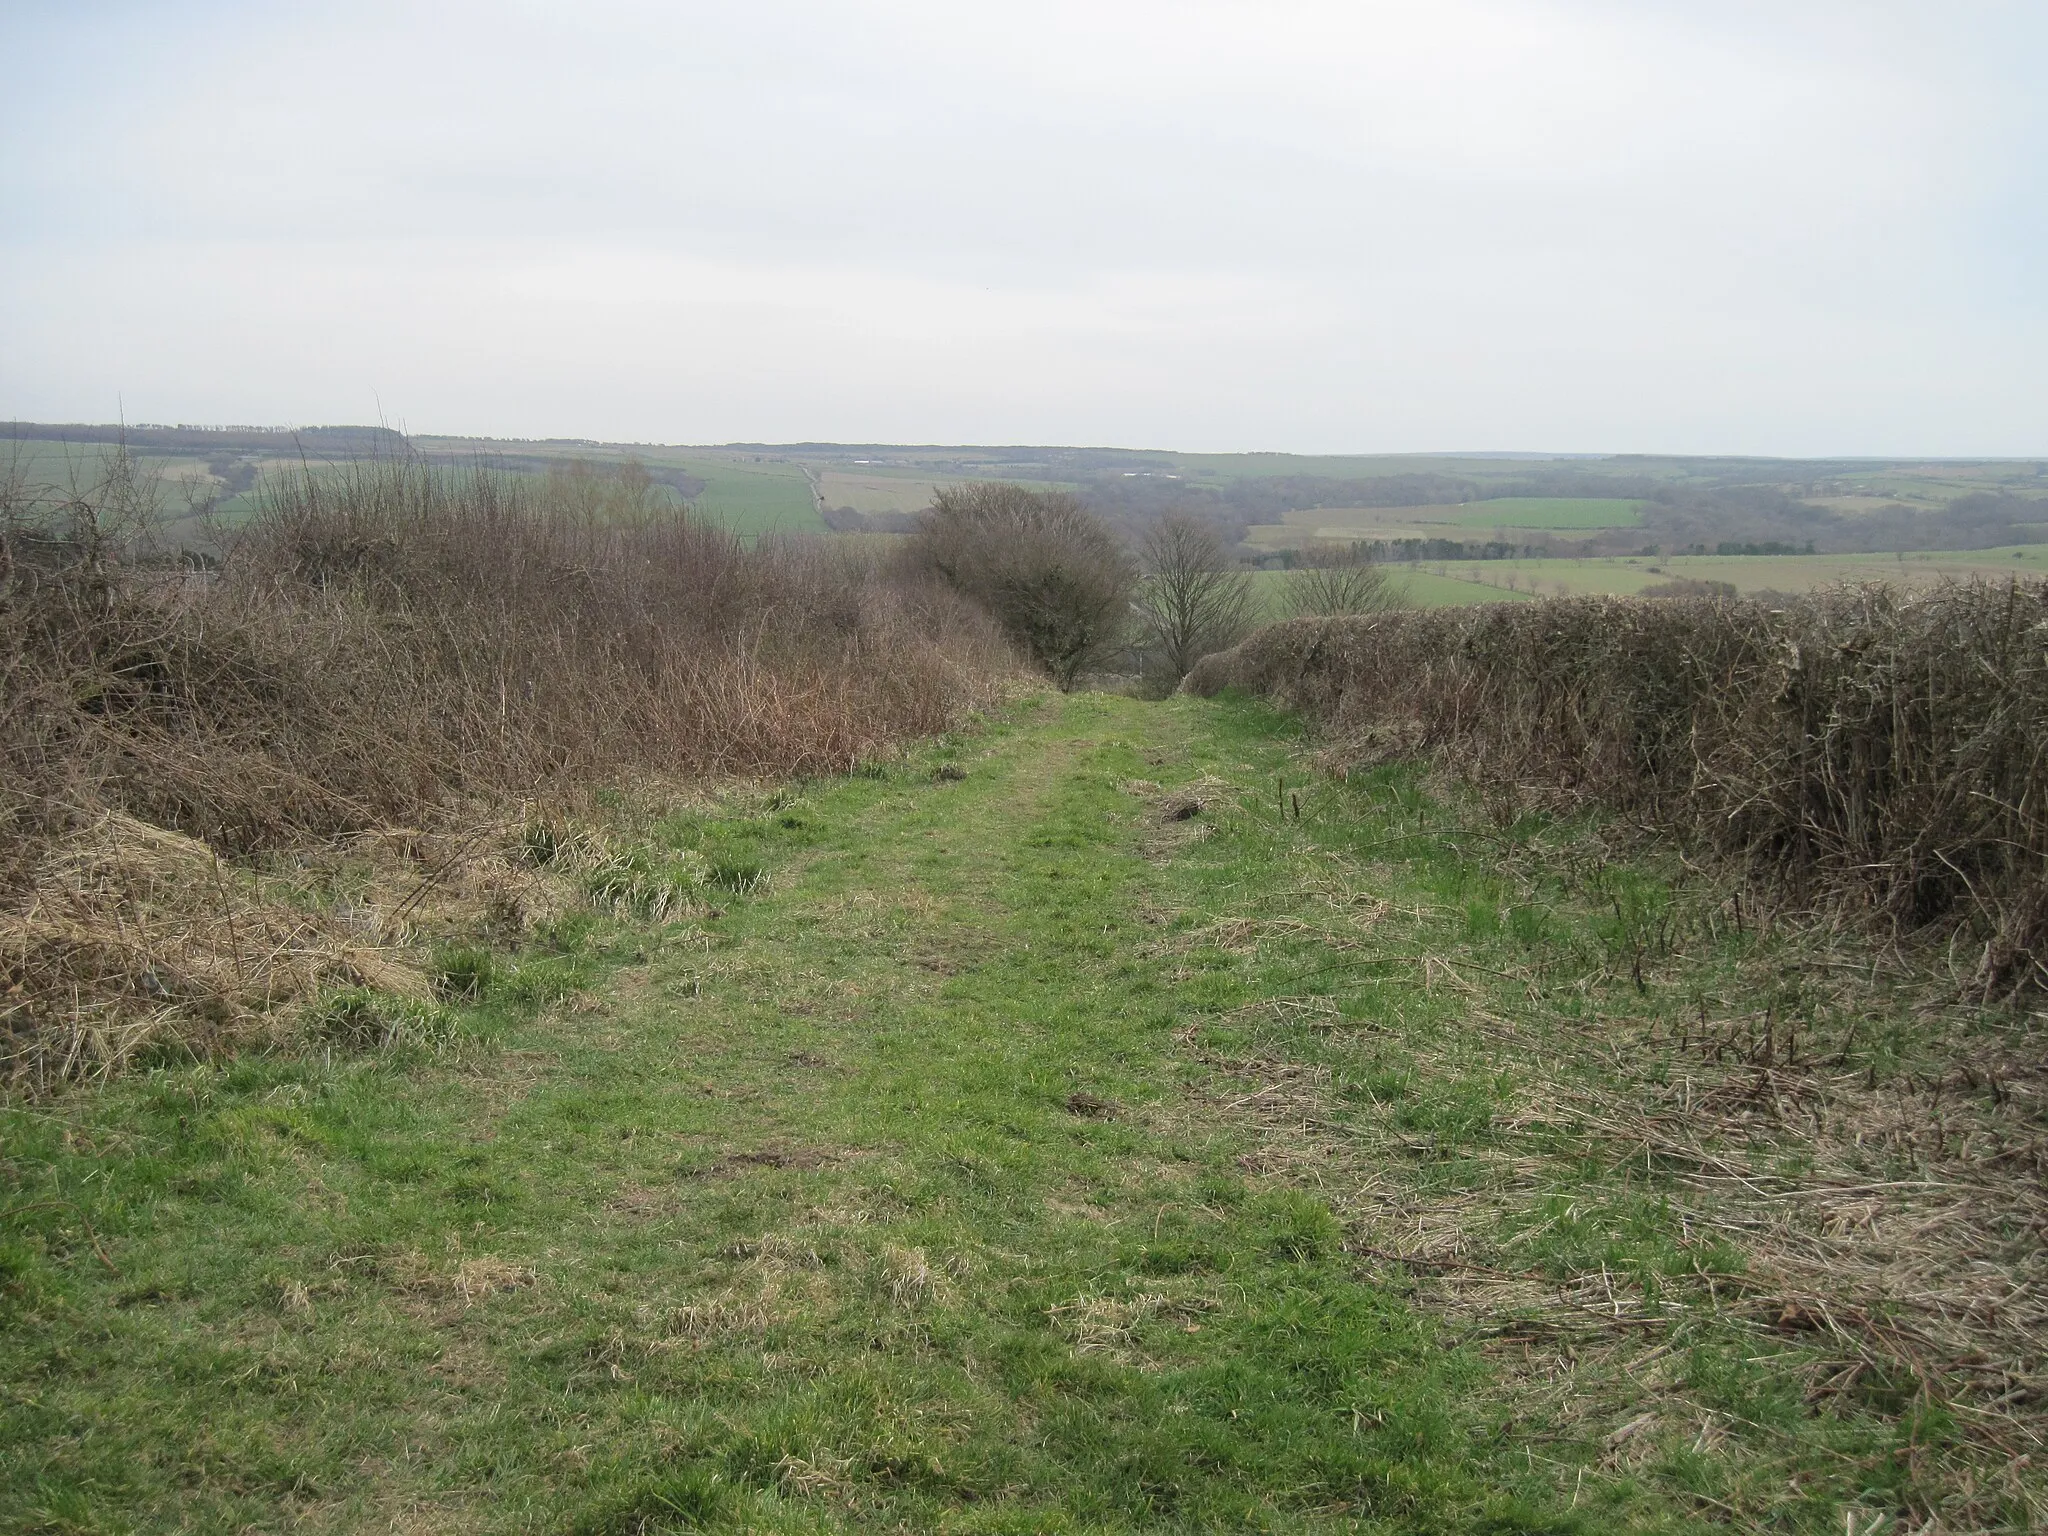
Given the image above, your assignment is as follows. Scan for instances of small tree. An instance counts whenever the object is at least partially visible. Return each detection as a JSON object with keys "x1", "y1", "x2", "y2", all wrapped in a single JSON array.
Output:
[
  {"x1": 1282, "y1": 542, "x2": 1397, "y2": 618},
  {"x1": 1133, "y1": 513, "x2": 1253, "y2": 683},
  {"x1": 910, "y1": 482, "x2": 1135, "y2": 690}
]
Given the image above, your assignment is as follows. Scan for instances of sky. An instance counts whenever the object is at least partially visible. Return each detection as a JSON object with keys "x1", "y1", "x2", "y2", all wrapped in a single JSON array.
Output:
[{"x1": 2, "y1": 1, "x2": 2043, "y2": 455}]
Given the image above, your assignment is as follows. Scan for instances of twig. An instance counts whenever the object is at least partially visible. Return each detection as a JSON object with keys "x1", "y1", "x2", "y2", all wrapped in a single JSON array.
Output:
[{"x1": 1, "y1": 1199, "x2": 120, "y2": 1274}]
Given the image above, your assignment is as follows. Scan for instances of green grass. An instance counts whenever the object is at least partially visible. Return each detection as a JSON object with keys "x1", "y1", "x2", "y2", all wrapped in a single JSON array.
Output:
[
  {"x1": 1249, "y1": 568, "x2": 1536, "y2": 617},
  {"x1": 1390, "y1": 569, "x2": 1537, "y2": 606},
  {"x1": 2, "y1": 440, "x2": 128, "y2": 487},
  {"x1": 1318, "y1": 545, "x2": 2048, "y2": 608},
  {"x1": 1, "y1": 442, "x2": 219, "y2": 502},
  {"x1": 1404, "y1": 545, "x2": 2048, "y2": 603},
  {"x1": 1448, "y1": 498, "x2": 1643, "y2": 531},
  {"x1": 677, "y1": 457, "x2": 825, "y2": 538},
  {"x1": 3, "y1": 438, "x2": 825, "y2": 542},
  {"x1": 1, "y1": 695, "x2": 2024, "y2": 1531}
]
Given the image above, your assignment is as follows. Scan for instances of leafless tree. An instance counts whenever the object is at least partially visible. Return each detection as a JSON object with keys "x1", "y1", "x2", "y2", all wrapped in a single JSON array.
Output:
[
  {"x1": 1282, "y1": 542, "x2": 1398, "y2": 617},
  {"x1": 1133, "y1": 513, "x2": 1254, "y2": 682},
  {"x1": 910, "y1": 482, "x2": 1136, "y2": 689}
]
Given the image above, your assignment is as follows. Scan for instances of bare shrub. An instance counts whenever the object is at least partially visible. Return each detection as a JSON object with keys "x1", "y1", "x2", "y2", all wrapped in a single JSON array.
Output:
[
  {"x1": 1132, "y1": 514, "x2": 1253, "y2": 684},
  {"x1": 1, "y1": 450, "x2": 1018, "y2": 1088},
  {"x1": 1282, "y1": 542, "x2": 1397, "y2": 618},
  {"x1": 909, "y1": 482, "x2": 1136, "y2": 689},
  {"x1": 1185, "y1": 584, "x2": 2048, "y2": 988}
]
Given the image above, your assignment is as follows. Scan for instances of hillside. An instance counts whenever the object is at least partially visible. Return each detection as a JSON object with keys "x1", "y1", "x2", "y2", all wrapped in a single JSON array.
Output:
[{"x1": 10, "y1": 424, "x2": 2047, "y2": 587}]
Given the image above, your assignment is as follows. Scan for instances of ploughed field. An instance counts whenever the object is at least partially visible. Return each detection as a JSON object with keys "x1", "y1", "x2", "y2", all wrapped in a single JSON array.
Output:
[{"x1": 4, "y1": 694, "x2": 2040, "y2": 1533}]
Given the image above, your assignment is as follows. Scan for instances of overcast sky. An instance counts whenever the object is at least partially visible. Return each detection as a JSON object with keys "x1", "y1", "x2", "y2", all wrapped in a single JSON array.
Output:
[{"x1": 3, "y1": 1, "x2": 2043, "y2": 455}]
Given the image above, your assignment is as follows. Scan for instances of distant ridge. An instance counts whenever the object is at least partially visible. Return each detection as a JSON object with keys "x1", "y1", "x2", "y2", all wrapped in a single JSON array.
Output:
[{"x1": 3, "y1": 422, "x2": 406, "y2": 454}]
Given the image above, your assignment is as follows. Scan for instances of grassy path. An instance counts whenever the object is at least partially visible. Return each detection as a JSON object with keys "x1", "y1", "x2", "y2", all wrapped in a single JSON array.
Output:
[{"x1": 3, "y1": 694, "x2": 2026, "y2": 1532}]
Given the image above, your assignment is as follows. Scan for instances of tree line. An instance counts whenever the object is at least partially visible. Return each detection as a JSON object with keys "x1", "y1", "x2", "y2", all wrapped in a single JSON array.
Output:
[{"x1": 909, "y1": 483, "x2": 1393, "y2": 692}]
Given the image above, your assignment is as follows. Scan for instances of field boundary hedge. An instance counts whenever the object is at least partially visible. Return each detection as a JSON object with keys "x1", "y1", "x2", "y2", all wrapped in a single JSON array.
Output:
[{"x1": 1184, "y1": 583, "x2": 2048, "y2": 989}]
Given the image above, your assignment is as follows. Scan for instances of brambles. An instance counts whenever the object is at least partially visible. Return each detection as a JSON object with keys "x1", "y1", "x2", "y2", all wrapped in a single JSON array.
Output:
[
  {"x1": 1187, "y1": 582, "x2": 2048, "y2": 987},
  {"x1": 910, "y1": 481, "x2": 1136, "y2": 690}
]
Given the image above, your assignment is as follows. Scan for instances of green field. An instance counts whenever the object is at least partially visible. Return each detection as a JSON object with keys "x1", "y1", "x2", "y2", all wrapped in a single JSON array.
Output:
[
  {"x1": 1446, "y1": 497, "x2": 1642, "y2": 530},
  {"x1": 2, "y1": 441, "x2": 221, "y2": 500},
  {"x1": 2, "y1": 441, "x2": 257, "y2": 547},
  {"x1": 817, "y1": 470, "x2": 957, "y2": 517},
  {"x1": 1250, "y1": 567, "x2": 1533, "y2": 616},
  {"x1": 1391, "y1": 567, "x2": 1536, "y2": 605},
  {"x1": 4, "y1": 692, "x2": 2015, "y2": 1530},
  {"x1": 2, "y1": 440, "x2": 124, "y2": 486},
  {"x1": 1166, "y1": 452, "x2": 1568, "y2": 486},
  {"x1": 1419, "y1": 545, "x2": 2048, "y2": 601},
  {"x1": 672, "y1": 457, "x2": 825, "y2": 538},
  {"x1": 1249, "y1": 546, "x2": 2048, "y2": 613},
  {"x1": 427, "y1": 444, "x2": 827, "y2": 539},
  {"x1": 2, "y1": 436, "x2": 827, "y2": 542}
]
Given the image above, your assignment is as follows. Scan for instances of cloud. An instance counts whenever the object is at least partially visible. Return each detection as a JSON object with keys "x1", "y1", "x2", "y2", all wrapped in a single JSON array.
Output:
[{"x1": 1, "y1": 0, "x2": 2041, "y2": 452}]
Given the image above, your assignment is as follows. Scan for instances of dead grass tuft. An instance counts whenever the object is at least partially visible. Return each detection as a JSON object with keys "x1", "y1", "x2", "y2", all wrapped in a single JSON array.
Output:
[
  {"x1": 666, "y1": 1297, "x2": 774, "y2": 1340},
  {"x1": 720, "y1": 1233, "x2": 826, "y2": 1272},
  {"x1": 773, "y1": 1451, "x2": 857, "y2": 1500},
  {"x1": 882, "y1": 1244, "x2": 941, "y2": 1310},
  {"x1": 382, "y1": 1249, "x2": 538, "y2": 1309},
  {"x1": 1048, "y1": 1291, "x2": 1212, "y2": 1366},
  {"x1": 0, "y1": 813, "x2": 428, "y2": 1088},
  {"x1": 450, "y1": 1256, "x2": 537, "y2": 1304},
  {"x1": 1125, "y1": 774, "x2": 1235, "y2": 861}
]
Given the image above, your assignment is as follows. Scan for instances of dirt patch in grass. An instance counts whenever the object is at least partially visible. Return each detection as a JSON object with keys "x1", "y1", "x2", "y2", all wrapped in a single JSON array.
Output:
[
  {"x1": 1064, "y1": 1090, "x2": 1116, "y2": 1119},
  {"x1": 707, "y1": 1144, "x2": 844, "y2": 1175}
]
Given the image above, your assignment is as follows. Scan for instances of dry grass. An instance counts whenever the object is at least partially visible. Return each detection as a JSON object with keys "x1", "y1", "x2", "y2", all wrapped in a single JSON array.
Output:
[
  {"x1": 1048, "y1": 1291, "x2": 1210, "y2": 1365},
  {"x1": 882, "y1": 1244, "x2": 942, "y2": 1310},
  {"x1": 0, "y1": 451, "x2": 1019, "y2": 1089},
  {"x1": 1171, "y1": 924, "x2": 2048, "y2": 1526},
  {"x1": 0, "y1": 812, "x2": 428, "y2": 1091},
  {"x1": 1126, "y1": 740, "x2": 2048, "y2": 1523},
  {"x1": 1187, "y1": 584, "x2": 2048, "y2": 989}
]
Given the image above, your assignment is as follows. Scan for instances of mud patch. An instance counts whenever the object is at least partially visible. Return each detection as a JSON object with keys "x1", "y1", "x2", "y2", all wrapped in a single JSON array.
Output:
[{"x1": 697, "y1": 1143, "x2": 845, "y2": 1178}]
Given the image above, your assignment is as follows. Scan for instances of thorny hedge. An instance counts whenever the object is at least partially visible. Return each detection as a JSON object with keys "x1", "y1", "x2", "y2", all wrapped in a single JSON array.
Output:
[{"x1": 1186, "y1": 584, "x2": 2048, "y2": 989}]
